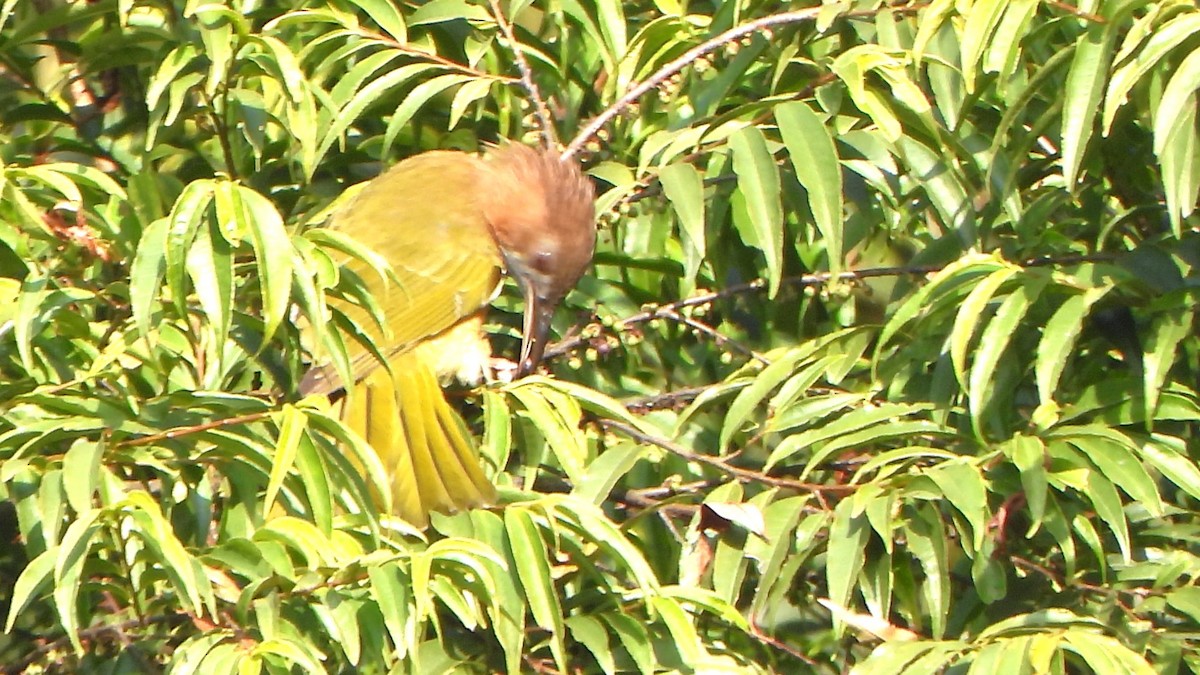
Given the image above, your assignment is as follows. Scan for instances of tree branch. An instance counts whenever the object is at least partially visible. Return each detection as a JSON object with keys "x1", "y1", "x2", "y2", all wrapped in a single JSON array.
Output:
[
  {"x1": 598, "y1": 418, "x2": 855, "y2": 495},
  {"x1": 488, "y1": 0, "x2": 558, "y2": 149}
]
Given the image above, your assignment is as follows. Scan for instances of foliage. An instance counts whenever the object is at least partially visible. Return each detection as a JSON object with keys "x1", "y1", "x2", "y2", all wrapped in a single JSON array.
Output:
[{"x1": 1, "y1": 0, "x2": 1199, "y2": 672}]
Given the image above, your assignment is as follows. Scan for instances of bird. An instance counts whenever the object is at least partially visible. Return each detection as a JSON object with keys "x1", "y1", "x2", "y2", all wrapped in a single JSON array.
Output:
[{"x1": 300, "y1": 144, "x2": 596, "y2": 528}]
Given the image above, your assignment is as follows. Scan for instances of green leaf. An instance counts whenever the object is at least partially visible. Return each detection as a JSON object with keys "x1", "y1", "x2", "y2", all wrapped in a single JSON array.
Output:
[
  {"x1": 265, "y1": 404, "x2": 306, "y2": 516},
  {"x1": 1140, "y1": 438, "x2": 1200, "y2": 503},
  {"x1": 573, "y1": 442, "x2": 642, "y2": 505},
  {"x1": 352, "y1": 0, "x2": 407, "y2": 40},
  {"x1": 368, "y1": 562, "x2": 414, "y2": 660},
  {"x1": 5, "y1": 549, "x2": 55, "y2": 632},
  {"x1": 893, "y1": 136, "x2": 973, "y2": 243},
  {"x1": 251, "y1": 637, "x2": 327, "y2": 674},
  {"x1": 728, "y1": 125, "x2": 784, "y2": 297},
  {"x1": 146, "y1": 43, "x2": 200, "y2": 113},
  {"x1": 14, "y1": 278, "x2": 93, "y2": 374},
  {"x1": 1084, "y1": 470, "x2": 1131, "y2": 563},
  {"x1": 1054, "y1": 426, "x2": 1162, "y2": 516},
  {"x1": 382, "y1": 73, "x2": 476, "y2": 157},
  {"x1": 1062, "y1": 630, "x2": 1155, "y2": 675},
  {"x1": 850, "y1": 642, "x2": 934, "y2": 674},
  {"x1": 832, "y1": 46, "x2": 904, "y2": 140},
  {"x1": 968, "y1": 279, "x2": 1040, "y2": 438},
  {"x1": 658, "y1": 161, "x2": 706, "y2": 281},
  {"x1": 926, "y1": 460, "x2": 988, "y2": 552},
  {"x1": 1105, "y1": 12, "x2": 1200, "y2": 133},
  {"x1": 1062, "y1": 21, "x2": 1117, "y2": 187},
  {"x1": 1006, "y1": 434, "x2": 1047, "y2": 533},
  {"x1": 165, "y1": 179, "x2": 218, "y2": 318},
  {"x1": 506, "y1": 381, "x2": 587, "y2": 484},
  {"x1": 123, "y1": 491, "x2": 213, "y2": 616},
  {"x1": 129, "y1": 217, "x2": 171, "y2": 341},
  {"x1": 827, "y1": 498, "x2": 869, "y2": 634},
  {"x1": 236, "y1": 184, "x2": 294, "y2": 343},
  {"x1": 959, "y1": 0, "x2": 1008, "y2": 92},
  {"x1": 776, "y1": 101, "x2": 844, "y2": 273},
  {"x1": 1143, "y1": 306, "x2": 1194, "y2": 427},
  {"x1": 649, "y1": 596, "x2": 707, "y2": 666},
  {"x1": 62, "y1": 438, "x2": 103, "y2": 514},
  {"x1": 1157, "y1": 93, "x2": 1200, "y2": 234},
  {"x1": 408, "y1": 0, "x2": 490, "y2": 26},
  {"x1": 1156, "y1": 50, "x2": 1200, "y2": 159},
  {"x1": 768, "y1": 402, "x2": 934, "y2": 471},
  {"x1": 505, "y1": 508, "x2": 566, "y2": 670},
  {"x1": 748, "y1": 497, "x2": 813, "y2": 621},
  {"x1": 316, "y1": 63, "x2": 442, "y2": 171},
  {"x1": 950, "y1": 265, "x2": 1019, "y2": 388},
  {"x1": 904, "y1": 505, "x2": 949, "y2": 638},
  {"x1": 567, "y1": 615, "x2": 616, "y2": 675},
  {"x1": 721, "y1": 349, "x2": 811, "y2": 452},
  {"x1": 1167, "y1": 586, "x2": 1200, "y2": 623},
  {"x1": 448, "y1": 78, "x2": 493, "y2": 129},
  {"x1": 185, "y1": 218, "x2": 234, "y2": 365},
  {"x1": 602, "y1": 612, "x2": 654, "y2": 675},
  {"x1": 54, "y1": 511, "x2": 102, "y2": 653},
  {"x1": 1035, "y1": 285, "x2": 1111, "y2": 406}
]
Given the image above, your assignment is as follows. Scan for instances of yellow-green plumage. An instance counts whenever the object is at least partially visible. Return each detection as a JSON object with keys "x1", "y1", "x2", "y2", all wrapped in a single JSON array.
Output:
[
  {"x1": 309, "y1": 152, "x2": 502, "y2": 527},
  {"x1": 304, "y1": 145, "x2": 595, "y2": 528},
  {"x1": 332, "y1": 152, "x2": 502, "y2": 365}
]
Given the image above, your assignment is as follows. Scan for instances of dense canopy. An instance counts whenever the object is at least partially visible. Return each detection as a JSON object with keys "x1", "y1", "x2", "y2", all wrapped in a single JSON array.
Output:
[{"x1": 1, "y1": 1, "x2": 1199, "y2": 672}]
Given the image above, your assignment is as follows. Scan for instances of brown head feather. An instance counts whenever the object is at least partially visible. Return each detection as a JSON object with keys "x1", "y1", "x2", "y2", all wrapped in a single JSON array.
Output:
[{"x1": 480, "y1": 145, "x2": 595, "y2": 373}]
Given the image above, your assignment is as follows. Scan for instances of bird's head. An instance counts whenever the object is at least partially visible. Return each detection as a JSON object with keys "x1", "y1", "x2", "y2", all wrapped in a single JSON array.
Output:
[{"x1": 481, "y1": 144, "x2": 595, "y2": 376}]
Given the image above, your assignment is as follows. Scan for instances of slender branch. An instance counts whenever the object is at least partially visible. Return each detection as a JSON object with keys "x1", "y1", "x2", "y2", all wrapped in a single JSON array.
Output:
[
  {"x1": 2, "y1": 613, "x2": 190, "y2": 675},
  {"x1": 1008, "y1": 556, "x2": 1147, "y2": 621},
  {"x1": 749, "y1": 623, "x2": 822, "y2": 667},
  {"x1": 488, "y1": 0, "x2": 558, "y2": 149},
  {"x1": 201, "y1": 90, "x2": 238, "y2": 178},
  {"x1": 351, "y1": 29, "x2": 517, "y2": 83},
  {"x1": 1046, "y1": 1, "x2": 1106, "y2": 23},
  {"x1": 598, "y1": 418, "x2": 856, "y2": 495},
  {"x1": 563, "y1": 3, "x2": 929, "y2": 159},
  {"x1": 656, "y1": 307, "x2": 770, "y2": 365},
  {"x1": 563, "y1": 8, "x2": 823, "y2": 160},
  {"x1": 546, "y1": 253, "x2": 1116, "y2": 362},
  {"x1": 115, "y1": 410, "x2": 273, "y2": 448},
  {"x1": 624, "y1": 385, "x2": 709, "y2": 412},
  {"x1": 619, "y1": 480, "x2": 715, "y2": 506}
]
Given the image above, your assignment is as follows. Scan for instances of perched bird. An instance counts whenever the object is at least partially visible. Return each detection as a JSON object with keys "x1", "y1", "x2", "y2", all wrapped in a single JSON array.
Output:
[{"x1": 302, "y1": 144, "x2": 596, "y2": 527}]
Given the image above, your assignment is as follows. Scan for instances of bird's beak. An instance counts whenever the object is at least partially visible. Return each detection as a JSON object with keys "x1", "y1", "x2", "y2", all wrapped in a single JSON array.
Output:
[{"x1": 518, "y1": 286, "x2": 557, "y2": 377}]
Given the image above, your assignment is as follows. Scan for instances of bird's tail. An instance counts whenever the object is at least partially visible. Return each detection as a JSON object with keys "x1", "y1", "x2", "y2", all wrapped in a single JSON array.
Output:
[{"x1": 340, "y1": 351, "x2": 497, "y2": 528}]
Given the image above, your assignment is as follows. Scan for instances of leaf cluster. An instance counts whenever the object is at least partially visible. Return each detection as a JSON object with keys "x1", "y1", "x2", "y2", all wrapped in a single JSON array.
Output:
[{"x1": 1, "y1": 0, "x2": 1200, "y2": 673}]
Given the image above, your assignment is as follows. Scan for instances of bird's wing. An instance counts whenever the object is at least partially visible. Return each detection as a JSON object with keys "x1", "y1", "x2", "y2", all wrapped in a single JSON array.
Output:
[{"x1": 306, "y1": 151, "x2": 503, "y2": 391}]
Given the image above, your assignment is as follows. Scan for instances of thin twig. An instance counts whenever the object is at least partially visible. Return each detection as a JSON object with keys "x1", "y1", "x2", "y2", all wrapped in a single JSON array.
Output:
[
  {"x1": 624, "y1": 385, "x2": 709, "y2": 412},
  {"x1": 3, "y1": 614, "x2": 190, "y2": 675},
  {"x1": 1046, "y1": 1, "x2": 1106, "y2": 23},
  {"x1": 620, "y1": 480, "x2": 715, "y2": 506},
  {"x1": 563, "y1": 8, "x2": 823, "y2": 160},
  {"x1": 116, "y1": 411, "x2": 273, "y2": 448},
  {"x1": 750, "y1": 623, "x2": 822, "y2": 667},
  {"x1": 657, "y1": 307, "x2": 771, "y2": 365},
  {"x1": 488, "y1": 0, "x2": 558, "y2": 149},
  {"x1": 351, "y1": 29, "x2": 517, "y2": 83},
  {"x1": 546, "y1": 253, "x2": 1116, "y2": 361},
  {"x1": 599, "y1": 418, "x2": 856, "y2": 495},
  {"x1": 563, "y1": 3, "x2": 930, "y2": 160},
  {"x1": 1008, "y1": 556, "x2": 1146, "y2": 622}
]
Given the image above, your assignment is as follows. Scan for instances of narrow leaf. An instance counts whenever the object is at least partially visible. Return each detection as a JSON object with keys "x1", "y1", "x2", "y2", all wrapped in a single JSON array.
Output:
[
  {"x1": 729, "y1": 126, "x2": 784, "y2": 296},
  {"x1": 776, "y1": 101, "x2": 844, "y2": 273}
]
